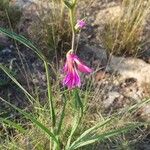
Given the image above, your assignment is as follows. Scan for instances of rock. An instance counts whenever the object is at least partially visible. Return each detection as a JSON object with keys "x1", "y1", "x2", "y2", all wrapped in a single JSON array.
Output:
[
  {"x1": 107, "y1": 55, "x2": 150, "y2": 86},
  {"x1": 10, "y1": 0, "x2": 35, "y2": 9},
  {"x1": 94, "y1": 5, "x2": 121, "y2": 26},
  {"x1": 78, "y1": 44, "x2": 107, "y2": 67},
  {"x1": 103, "y1": 91, "x2": 121, "y2": 108},
  {"x1": 120, "y1": 78, "x2": 144, "y2": 102},
  {"x1": 137, "y1": 104, "x2": 150, "y2": 122},
  {"x1": 93, "y1": 55, "x2": 150, "y2": 113},
  {"x1": 95, "y1": 71, "x2": 109, "y2": 82}
]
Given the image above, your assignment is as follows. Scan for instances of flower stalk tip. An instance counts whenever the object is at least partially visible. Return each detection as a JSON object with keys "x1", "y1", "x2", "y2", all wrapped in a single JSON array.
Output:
[{"x1": 75, "y1": 20, "x2": 86, "y2": 30}]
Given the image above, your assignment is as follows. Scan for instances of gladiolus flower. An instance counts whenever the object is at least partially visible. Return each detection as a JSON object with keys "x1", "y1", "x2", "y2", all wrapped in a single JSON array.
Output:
[
  {"x1": 63, "y1": 50, "x2": 92, "y2": 89},
  {"x1": 75, "y1": 20, "x2": 86, "y2": 30}
]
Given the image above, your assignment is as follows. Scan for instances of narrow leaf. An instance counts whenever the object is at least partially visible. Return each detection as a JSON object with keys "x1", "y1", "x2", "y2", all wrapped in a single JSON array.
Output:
[
  {"x1": 64, "y1": 0, "x2": 73, "y2": 9},
  {"x1": 74, "y1": 89, "x2": 83, "y2": 114},
  {"x1": 0, "y1": 64, "x2": 35, "y2": 103},
  {"x1": 0, "y1": 27, "x2": 45, "y2": 61},
  {"x1": 0, "y1": 97, "x2": 59, "y2": 146},
  {"x1": 0, "y1": 117, "x2": 26, "y2": 133},
  {"x1": 70, "y1": 118, "x2": 112, "y2": 148},
  {"x1": 56, "y1": 94, "x2": 67, "y2": 135},
  {"x1": 44, "y1": 61, "x2": 56, "y2": 127},
  {"x1": 69, "y1": 123, "x2": 141, "y2": 150}
]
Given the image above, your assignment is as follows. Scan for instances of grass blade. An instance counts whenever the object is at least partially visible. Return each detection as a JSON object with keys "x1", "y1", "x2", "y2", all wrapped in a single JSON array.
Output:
[
  {"x1": 0, "y1": 117, "x2": 26, "y2": 133},
  {"x1": 0, "y1": 64, "x2": 35, "y2": 104},
  {"x1": 66, "y1": 89, "x2": 84, "y2": 149},
  {"x1": 73, "y1": 89, "x2": 83, "y2": 114},
  {"x1": 69, "y1": 123, "x2": 142, "y2": 150},
  {"x1": 0, "y1": 27, "x2": 45, "y2": 61},
  {"x1": 70, "y1": 118, "x2": 112, "y2": 148},
  {"x1": 0, "y1": 97, "x2": 60, "y2": 147},
  {"x1": 56, "y1": 94, "x2": 67, "y2": 135},
  {"x1": 66, "y1": 113, "x2": 79, "y2": 149},
  {"x1": 44, "y1": 61, "x2": 56, "y2": 128}
]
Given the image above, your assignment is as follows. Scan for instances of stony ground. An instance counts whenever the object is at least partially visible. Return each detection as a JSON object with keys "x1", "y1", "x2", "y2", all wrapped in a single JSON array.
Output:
[{"x1": 0, "y1": 0, "x2": 150, "y2": 149}]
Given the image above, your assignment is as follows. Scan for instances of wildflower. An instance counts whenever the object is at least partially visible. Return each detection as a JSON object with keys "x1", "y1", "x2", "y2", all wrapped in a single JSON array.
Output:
[
  {"x1": 75, "y1": 20, "x2": 86, "y2": 30},
  {"x1": 63, "y1": 50, "x2": 92, "y2": 89}
]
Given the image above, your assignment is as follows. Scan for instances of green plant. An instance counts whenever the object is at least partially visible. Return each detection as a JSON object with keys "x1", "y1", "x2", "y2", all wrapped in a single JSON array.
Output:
[
  {"x1": 0, "y1": 0, "x2": 149, "y2": 150},
  {"x1": 101, "y1": 0, "x2": 150, "y2": 56}
]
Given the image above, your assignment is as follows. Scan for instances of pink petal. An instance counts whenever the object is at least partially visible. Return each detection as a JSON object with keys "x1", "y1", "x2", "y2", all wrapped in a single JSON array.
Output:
[
  {"x1": 78, "y1": 20, "x2": 86, "y2": 28},
  {"x1": 63, "y1": 69, "x2": 81, "y2": 89},
  {"x1": 74, "y1": 69, "x2": 81, "y2": 87},
  {"x1": 62, "y1": 50, "x2": 92, "y2": 89},
  {"x1": 77, "y1": 63, "x2": 93, "y2": 73},
  {"x1": 63, "y1": 72, "x2": 71, "y2": 86},
  {"x1": 76, "y1": 20, "x2": 86, "y2": 29},
  {"x1": 73, "y1": 56, "x2": 93, "y2": 73}
]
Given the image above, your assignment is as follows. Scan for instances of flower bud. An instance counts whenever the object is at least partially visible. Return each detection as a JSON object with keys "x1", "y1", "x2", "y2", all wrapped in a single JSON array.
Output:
[{"x1": 75, "y1": 20, "x2": 86, "y2": 30}]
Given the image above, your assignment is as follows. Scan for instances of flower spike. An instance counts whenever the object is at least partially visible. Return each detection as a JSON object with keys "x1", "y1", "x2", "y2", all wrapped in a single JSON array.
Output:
[{"x1": 63, "y1": 50, "x2": 92, "y2": 89}]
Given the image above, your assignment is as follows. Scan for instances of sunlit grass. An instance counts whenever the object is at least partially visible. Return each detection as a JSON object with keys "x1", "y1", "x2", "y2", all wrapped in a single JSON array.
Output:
[
  {"x1": 0, "y1": 0, "x2": 150, "y2": 149},
  {"x1": 0, "y1": 59, "x2": 149, "y2": 149},
  {"x1": 101, "y1": 0, "x2": 150, "y2": 56},
  {"x1": 0, "y1": 82, "x2": 149, "y2": 149}
]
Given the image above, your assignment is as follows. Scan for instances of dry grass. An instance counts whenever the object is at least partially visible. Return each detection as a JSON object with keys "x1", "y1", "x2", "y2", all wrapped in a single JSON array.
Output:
[
  {"x1": 101, "y1": 0, "x2": 150, "y2": 56},
  {"x1": 26, "y1": 0, "x2": 71, "y2": 58},
  {"x1": 0, "y1": 90, "x2": 148, "y2": 150},
  {"x1": 0, "y1": 70, "x2": 149, "y2": 149},
  {"x1": 0, "y1": 0, "x2": 150, "y2": 149}
]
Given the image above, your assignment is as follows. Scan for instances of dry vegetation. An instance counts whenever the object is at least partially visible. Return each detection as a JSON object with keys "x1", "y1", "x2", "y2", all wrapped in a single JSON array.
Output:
[
  {"x1": 101, "y1": 0, "x2": 150, "y2": 56},
  {"x1": 26, "y1": 0, "x2": 71, "y2": 57},
  {"x1": 0, "y1": 0, "x2": 150, "y2": 150}
]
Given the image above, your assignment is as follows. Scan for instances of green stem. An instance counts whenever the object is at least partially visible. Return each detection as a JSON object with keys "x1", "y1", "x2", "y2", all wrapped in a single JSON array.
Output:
[
  {"x1": 56, "y1": 94, "x2": 67, "y2": 135},
  {"x1": 66, "y1": 112, "x2": 82, "y2": 149},
  {"x1": 44, "y1": 61, "x2": 56, "y2": 128},
  {"x1": 44, "y1": 61, "x2": 57, "y2": 150},
  {"x1": 70, "y1": 8, "x2": 75, "y2": 51},
  {"x1": 66, "y1": 89, "x2": 83, "y2": 149}
]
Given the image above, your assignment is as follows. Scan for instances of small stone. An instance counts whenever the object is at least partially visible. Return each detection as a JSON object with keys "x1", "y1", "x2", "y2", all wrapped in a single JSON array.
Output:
[
  {"x1": 95, "y1": 71, "x2": 109, "y2": 82},
  {"x1": 137, "y1": 104, "x2": 150, "y2": 122},
  {"x1": 2, "y1": 48, "x2": 12, "y2": 53},
  {"x1": 103, "y1": 91, "x2": 121, "y2": 108}
]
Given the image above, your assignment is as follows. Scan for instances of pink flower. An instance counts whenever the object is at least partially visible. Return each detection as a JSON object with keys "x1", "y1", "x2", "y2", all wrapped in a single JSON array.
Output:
[
  {"x1": 75, "y1": 20, "x2": 86, "y2": 30},
  {"x1": 63, "y1": 50, "x2": 92, "y2": 89}
]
